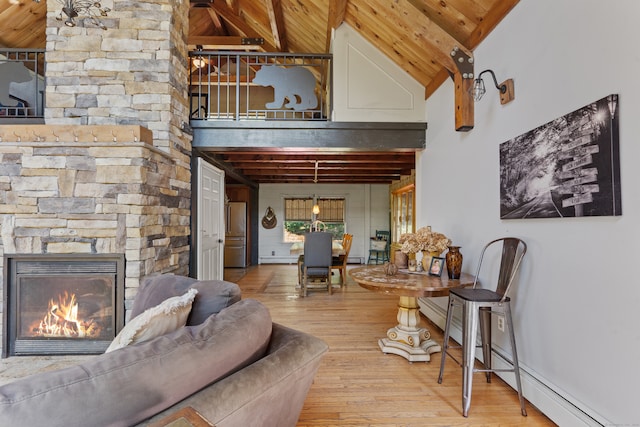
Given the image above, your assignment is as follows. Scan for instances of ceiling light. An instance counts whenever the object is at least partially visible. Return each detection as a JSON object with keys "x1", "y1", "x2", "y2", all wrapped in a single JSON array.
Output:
[
  {"x1": 33, "y1": 0, "x2": 111, "y2": 29},
  {"x1": 471, "y1": 69, "x2": 515, "y2": 104},
  {"x1": 192, "y1": 57, "x2": 207, "y2": 69},
  {"x1": 193, "y1": 45, "x2": 206, "y2": 69}
]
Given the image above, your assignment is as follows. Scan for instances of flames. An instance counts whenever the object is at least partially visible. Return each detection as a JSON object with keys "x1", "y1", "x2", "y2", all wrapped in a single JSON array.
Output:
[{"x1": 34, "y1": 291, "x2": 102, "y2": 338}]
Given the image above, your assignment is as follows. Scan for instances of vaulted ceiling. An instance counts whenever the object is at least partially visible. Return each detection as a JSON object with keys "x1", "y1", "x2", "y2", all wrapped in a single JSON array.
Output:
[
  {"x1": 187, "y1": 0, "x2": 518, "y2": 99},
  {"x1": 0, "y1": 0, "x2": 519, "y2": 185}
]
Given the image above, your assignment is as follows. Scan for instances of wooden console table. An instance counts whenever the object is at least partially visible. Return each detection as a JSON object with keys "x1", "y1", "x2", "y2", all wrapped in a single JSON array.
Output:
[{"x1": 349, "y1": 265, "x2": 475, "y2": 362}]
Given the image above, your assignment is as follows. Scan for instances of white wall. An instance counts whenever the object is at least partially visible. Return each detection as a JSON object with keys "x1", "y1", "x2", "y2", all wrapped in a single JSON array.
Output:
[
  {"x1": 332, "y1": 24, "x2": 425, "y2": 122},
  {"x1": 258, "y1": 183, "x2": 390, "y2": 264},
  {"x1": 419, "y1": 1, "x2": 639, "y2": 425}
]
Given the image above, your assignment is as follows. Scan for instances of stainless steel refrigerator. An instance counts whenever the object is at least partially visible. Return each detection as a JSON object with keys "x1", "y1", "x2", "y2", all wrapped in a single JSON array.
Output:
[{"x1": 224, "y1": 202, "x2": 247, "y2": 268}]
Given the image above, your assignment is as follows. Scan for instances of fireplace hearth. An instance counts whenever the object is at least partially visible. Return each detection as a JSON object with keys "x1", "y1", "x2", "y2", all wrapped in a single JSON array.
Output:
[{"x1": 3, "y1": 254, "x2": 125, "y2": 357}]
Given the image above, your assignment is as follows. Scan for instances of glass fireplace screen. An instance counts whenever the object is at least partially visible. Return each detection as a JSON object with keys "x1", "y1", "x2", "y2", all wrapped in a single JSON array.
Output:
[{"x1": 3, "y1": 254, "x2": 124, "y2": 356}]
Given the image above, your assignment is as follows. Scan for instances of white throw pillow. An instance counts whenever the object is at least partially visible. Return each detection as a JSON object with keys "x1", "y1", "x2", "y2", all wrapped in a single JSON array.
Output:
[{"x1": 105, "y1": 288, "x2": 198, "y2": 353}]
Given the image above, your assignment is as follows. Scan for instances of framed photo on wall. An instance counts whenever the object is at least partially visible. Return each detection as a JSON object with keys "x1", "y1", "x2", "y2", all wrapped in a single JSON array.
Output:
[{"x1": 499, "y1": 94, "x2": 621, "y2": 219}]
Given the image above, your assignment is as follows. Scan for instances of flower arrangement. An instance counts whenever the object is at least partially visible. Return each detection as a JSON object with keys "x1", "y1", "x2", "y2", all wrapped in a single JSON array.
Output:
[{"x1": 399, "y1": 226, "x2": 451, "y2": 255}]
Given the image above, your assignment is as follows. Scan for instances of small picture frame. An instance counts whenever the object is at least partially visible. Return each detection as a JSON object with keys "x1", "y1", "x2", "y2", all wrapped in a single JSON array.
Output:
[{"x1": 428, "y1": 257, "x2": 445, "y2": 277}]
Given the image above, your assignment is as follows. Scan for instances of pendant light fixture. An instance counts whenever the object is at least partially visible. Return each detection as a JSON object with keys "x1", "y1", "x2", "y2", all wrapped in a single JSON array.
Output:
[{"x1": 32, "y1": 0, "x2": 111, "y2": 29}]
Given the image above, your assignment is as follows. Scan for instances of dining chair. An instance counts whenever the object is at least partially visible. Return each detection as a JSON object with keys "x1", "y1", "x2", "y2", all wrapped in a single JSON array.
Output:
[
  {"x1": 367, "y1": 230, "x2": 390, "y2": 264},
  {"x1": 437, "y1": 237, "x2": 528, "y2": 418},
  {"x1": 331, "y1": 233, "x2": 353, "y2": 286},
  {"x1": 296, "y1": 223, "x2": 329, "y2": 286},
  {"x1": 300, "y1": 232, "x2": 333, "y2": 297}
]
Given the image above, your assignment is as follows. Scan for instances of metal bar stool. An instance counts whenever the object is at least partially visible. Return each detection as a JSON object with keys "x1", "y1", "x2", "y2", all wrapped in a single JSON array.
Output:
[{"x1": 437, "y1": 237, "x2": 528, "y2": 417}]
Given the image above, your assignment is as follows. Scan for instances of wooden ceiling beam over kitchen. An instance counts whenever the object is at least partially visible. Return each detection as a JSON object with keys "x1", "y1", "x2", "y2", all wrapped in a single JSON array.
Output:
[{"x1": 198, "y1": 150, "x2": 416, "y2": 186}]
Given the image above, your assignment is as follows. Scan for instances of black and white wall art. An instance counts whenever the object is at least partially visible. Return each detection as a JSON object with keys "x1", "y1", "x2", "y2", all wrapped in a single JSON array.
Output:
[{"x1": 500, "y1": 94, "x2": 621, "y2": 219}]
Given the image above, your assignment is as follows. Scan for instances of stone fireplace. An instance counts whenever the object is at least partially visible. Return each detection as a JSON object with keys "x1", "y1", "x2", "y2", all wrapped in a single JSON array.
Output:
[
  {"x1": 3, "y1": 254, "x2": 125, "y2": 356},
  {"x1": 0, "y1": 125, "x2": 191, "y2": 357},
  {"x1": 0, "y1": 0, "x2": 193, "y2": 357}
]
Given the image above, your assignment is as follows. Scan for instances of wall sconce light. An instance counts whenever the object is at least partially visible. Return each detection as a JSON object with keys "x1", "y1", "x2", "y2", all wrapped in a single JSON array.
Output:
[
  {"x1": 471, "y1": 69, "x2": 515, "y2": 105},
  {"x1": 38, "y1": 0, "x2": 111, "y2": 29},
  {"x1": 312, "y1": 204, "x2": 320, "y2": 215},
  {"x1": 192, "y1": 45, "x2": 207, "y2": 69}
]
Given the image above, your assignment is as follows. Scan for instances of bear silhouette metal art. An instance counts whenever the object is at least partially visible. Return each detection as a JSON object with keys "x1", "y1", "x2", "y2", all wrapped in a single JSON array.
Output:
[
  {"x1": 0, "y1": 61, "x2": 33, "y2": 106},
  {"x1": 252, "y1": 65, "x2": 318, "y2": 111}
]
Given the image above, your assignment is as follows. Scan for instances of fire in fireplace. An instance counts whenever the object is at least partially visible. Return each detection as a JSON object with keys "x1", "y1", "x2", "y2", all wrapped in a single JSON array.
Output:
[{"x1": 3, "y1": 254, "x2": 125, "y2": 357}]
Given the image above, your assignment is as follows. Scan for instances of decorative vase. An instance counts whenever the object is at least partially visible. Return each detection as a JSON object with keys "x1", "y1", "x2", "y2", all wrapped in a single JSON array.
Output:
[
  {"x1": 421, "y1": 250, "x2": 441, "y2": 272},
  {"x1": 394, "y1": 250, "x2": 408, "y2": 269},
  {"x1": 445, "y1": 246, "x2": 463, "y2": 279}
]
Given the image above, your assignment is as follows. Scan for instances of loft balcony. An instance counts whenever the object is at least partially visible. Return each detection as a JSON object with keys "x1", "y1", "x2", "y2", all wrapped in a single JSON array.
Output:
[
  {"x1": 1, "y1": 48, "x2": 425, "y2": 171},
  {"x1": 188, "y1": 50, "x2": 331, "y2": 122},
  {"x1": 187, "y1": 50, "x2": 425, "y2": 168}
]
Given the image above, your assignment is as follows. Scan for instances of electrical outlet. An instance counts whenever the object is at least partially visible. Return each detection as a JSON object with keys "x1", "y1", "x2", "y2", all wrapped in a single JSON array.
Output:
[
  {"x1": 271, "y1": 251, "x2": 275, "y2": 256},
  {"x1": 497, "y1": 316, "x2": 505, "y2": 332}
]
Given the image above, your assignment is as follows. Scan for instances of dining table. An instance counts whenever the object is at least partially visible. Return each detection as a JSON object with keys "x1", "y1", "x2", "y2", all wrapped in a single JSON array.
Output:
[
  {"x1": 349, "y1": 265, "x2": 475, "y2": 362},
  {"x1": 289, "y1": 241, "x2": 345, "y2": 257}
]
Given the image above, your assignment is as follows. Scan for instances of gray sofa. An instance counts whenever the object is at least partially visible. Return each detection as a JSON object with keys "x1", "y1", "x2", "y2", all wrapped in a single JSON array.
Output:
[{"x1": 0, "y1": 274, "x2": 328, "y2": 427}]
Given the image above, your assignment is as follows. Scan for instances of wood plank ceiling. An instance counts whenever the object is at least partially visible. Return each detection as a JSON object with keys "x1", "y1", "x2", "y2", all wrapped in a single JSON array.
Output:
[{"x1": 0, "y1": 0, "x2": 519, "y2": 185}]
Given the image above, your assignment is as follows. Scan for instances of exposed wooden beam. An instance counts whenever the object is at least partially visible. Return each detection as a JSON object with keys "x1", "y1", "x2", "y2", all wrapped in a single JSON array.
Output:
[
  {"x1": 198, "y1": 152, "x2": 258, "y2": 188},
  {"x1": 208, "y1": 2, "x2": 278, "y2": 52},
  {"x1": 383, "y1": 0, "x2": 475, "y2": 131},
  {"x1": 245, "y1": 176, "x2": 401, "y2": 184},
  {"x1": 231, "y1": 162, "x2": 413, "y2": 171},
  {"x1": 188, "y1": 36, "x2": 264, "y2": 50},
  {"x1": 219, "y1": 154, "x2": 415, "y2": 164},
  {"x1": 191, "y1": 2, "x2": 225, "y2": 33},
  {"x1": 390, "y1": 0, "x2": 472, "y2": 74},
  {"x1": 264, "y1": 0, "x2": 288, "y2": 51},
  {"x1": 232, "y1": 158, "x2": 398, "y2": 166},
  {"x1": 325, "y1": 0, "x2": 347, "y2": 52},
  {"x1": 225, "y1": 0, "x2": 239, "y2": 14},
  {"x1": 454, "y1": 72, "x2": 474, "y2": 132},
  {"x1": 237, "y1": 167, "x2": 410, "y2": 175},
  {"x1": 422, "y1": 1, "x2": 520, "y2": 131}
]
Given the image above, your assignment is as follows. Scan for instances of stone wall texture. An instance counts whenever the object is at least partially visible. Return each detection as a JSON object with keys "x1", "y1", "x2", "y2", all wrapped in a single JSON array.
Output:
[
  {"x1": 0, "y1": 0, "x2": 194, "y2": 354},
  {"x1": 44, "y1": 0, "x2": 192, "y2": 165},
  {"x1": 0, "y1": 126, "x2": 191, "y2": 292}
]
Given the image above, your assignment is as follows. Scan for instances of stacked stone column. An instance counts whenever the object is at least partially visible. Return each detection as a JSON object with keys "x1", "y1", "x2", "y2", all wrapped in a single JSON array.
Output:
[{"x1": 0, "y1": 0, "x2": 193, "y2": 331}]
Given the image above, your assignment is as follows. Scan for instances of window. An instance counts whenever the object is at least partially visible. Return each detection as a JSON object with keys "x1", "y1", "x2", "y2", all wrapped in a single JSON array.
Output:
[
  {"x1": 283, "y1": 197, "x2": 345, "y2": 242},
  {"x1": 283, "y1": 198, "x2": 313, "y2": 242},
  {"x1": 316, "y1": 198, "x2": 345, "y2": 238}
]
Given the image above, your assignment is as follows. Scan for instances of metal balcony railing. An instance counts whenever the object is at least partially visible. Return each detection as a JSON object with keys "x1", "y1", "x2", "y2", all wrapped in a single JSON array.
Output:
[
  {"x1": 189, "y1": 51, "x2": 331, "y2": 121},
  {"x1": 1, "y1": 49, "x2": 330, "y2": 123},
  {"x1": 0, "y1": 49, "x2": 45, "y2": 121}
]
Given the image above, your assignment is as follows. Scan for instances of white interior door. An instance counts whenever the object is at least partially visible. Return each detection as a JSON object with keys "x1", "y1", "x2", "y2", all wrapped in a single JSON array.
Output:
[{"x1": 197, "y1": 158, "x2": 225, "y2": 280}]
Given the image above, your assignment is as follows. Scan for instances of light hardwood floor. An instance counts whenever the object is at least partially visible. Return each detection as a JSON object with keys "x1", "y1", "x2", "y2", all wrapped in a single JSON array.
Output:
[{"x1": 225, "y1": 264, "x2": 556, "y2": 427}]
